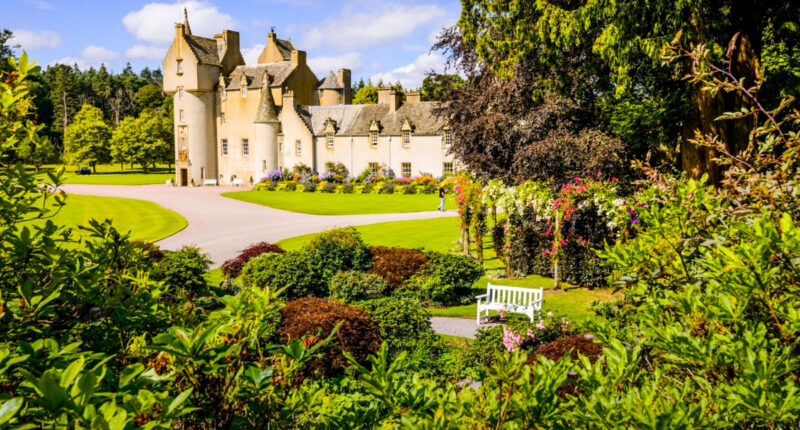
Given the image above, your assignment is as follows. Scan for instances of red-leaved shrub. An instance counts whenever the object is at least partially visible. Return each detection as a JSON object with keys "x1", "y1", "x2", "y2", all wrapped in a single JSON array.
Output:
[
  {"x1": 280, "y1": 297, "x2": 381, "y2": 376},
  {"x1": 529, "y1": 333, "x2": 604, "y2": 397},
  {"x1": 221, "y1": 242, "x2": 285, "y2": 278},
  {"x1": 366, "y1": 246, "x2": 428, "y2": 289}
]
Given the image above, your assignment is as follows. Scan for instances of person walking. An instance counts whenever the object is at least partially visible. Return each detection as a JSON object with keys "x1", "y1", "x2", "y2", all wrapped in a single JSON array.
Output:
[{"x1": 438, "y1": 185, "x2": 445, "y2": 211}]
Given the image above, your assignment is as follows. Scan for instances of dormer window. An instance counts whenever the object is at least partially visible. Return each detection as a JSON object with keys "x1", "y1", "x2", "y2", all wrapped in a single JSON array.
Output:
[
  {"x1": 176, "y1": 60, "x2": 183, "y2": 74},
  {"x1": 370, "y1": 133, "x2": 378, "y2": 147},
  {"x1": 401, "y1": 119, "x2": 413, "y2": 148},
  {"x1": 443, "y1": 129, "x2": 452, "y2": 148},
  {"x1": 402, "y1": 131, "x2": 410, "y2": 147},
  {"x1": 323, "y1": 118, "x2": 337, "y2": 149},
  {"x1": 326, "y1": 134, "x2": 334, "y2": 148},
  {"x1": 369, "y1": 119, "x2": 381, "y2": 148}
]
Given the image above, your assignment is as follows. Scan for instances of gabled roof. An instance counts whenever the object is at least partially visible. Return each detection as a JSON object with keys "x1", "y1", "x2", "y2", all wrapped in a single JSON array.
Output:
[
  {"x1": 225, "y1": 63, "x2": 294, "y2": 90},
  {"x1": 274, "y1": 38, "x2": 295, "y2": 61},
  {"x1": 317, "y1": 71, "x2": 342, "y2": 90},
  {"x1": 184, "y1": 35, "x2": 220, "y2": 66},
  {"x1": 300, "y1": 102, "x2": 445, "y2": 136}
]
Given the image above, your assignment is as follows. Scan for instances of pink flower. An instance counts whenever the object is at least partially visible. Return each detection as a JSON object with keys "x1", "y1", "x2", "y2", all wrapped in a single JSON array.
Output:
[
  {"x1": 502, "y1": 327, "x2": 522, "y2": 352},
  {"x1": 498, "y1": 309, "x2": 506, "y2": 319},
  {"x1": 545, "y1": 227, "x2": 552, "y2": 235},
  {"x1": 547, "y1": 311, "x2": 553, "y2": 318},
  {"x1": 574, "y1": 177, "x2": 580, "y2": 184},
  {"x1": 536, "y1": 322, "x2": 546, "y2": 331},
  {"x1": 596, "y1": 171, "x2": 602, "y2": 177},
  {"x1": 527, "y1": 329, "x2": 536, "y2": 341},
  {"x1": 559, "y1": 239, "x2": 565, "y2": 245},
  {"x1": 611, "y1": 176, "x2": 618, "y2": 181}
]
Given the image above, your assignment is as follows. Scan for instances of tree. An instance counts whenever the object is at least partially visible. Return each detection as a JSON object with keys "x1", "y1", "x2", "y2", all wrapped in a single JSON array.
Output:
[
  {"x1": 421, "y1": 74, "x2": 464, "y2": 101},
  {"x1": 111, "y1": 110, "x2": 171, "y2": 170},
  {"x1": 0, "y1": 29, "x2": 17, "y2": 75},
  {"x1": 455, "y1": 0, "x2": 800, "y2": 182},
  {"x1": 16, "y1": 134, "x2": 59, "y2": 170},
  {"x1": 353, "y1": 84, "x2": 378, "y2": 104},
  {"x1": 135, "y1": 83, "x2": 166, "y2": 113},
  {"x1": 64, "y1": 104, "x2": 111, "y2": 171}
]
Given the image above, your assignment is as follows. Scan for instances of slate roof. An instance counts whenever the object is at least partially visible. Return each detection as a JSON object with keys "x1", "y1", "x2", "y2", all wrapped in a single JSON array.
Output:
[
  {"x1": 184, "y1": 35, "x2": 220, "y2": 65},
  {"x1": 298, "y1": 102, "x2": 445, "y2": 136},
  {"x1": 317, "y1": 71, "x2": 342, "y2": 90},
  {"x1": 255, "y1": 81, "x2": 279, "y2": 123},
  {"x1": 274, "y1": 38, "x2": 295, "y2": 61},
  {"x1": 225, "y1": 63, "x2": 294, "y2": 90}
]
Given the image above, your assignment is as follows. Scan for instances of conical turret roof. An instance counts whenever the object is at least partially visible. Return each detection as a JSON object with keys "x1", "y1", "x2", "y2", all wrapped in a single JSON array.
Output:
[{"x1": 255, "y1": 76, "x2": 279, "y2": 123}]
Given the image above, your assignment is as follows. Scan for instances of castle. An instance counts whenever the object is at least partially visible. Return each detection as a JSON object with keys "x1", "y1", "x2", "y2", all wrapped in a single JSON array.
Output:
[{"x1": 162, "y1": 11, "x2": 455, "y2": 186}]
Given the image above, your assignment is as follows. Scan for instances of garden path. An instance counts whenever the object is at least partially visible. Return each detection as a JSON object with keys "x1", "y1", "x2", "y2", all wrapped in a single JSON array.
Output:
[
  {"x1": 60, "y1": 184, "x2": 456, "y2": 266},
  {"x1": 431, "y1": 316, "x2": 497, "y2": 339}
]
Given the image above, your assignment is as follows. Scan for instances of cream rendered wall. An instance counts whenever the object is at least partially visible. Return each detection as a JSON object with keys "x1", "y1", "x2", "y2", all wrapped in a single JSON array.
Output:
[
  {"x1": 216, "y1": 87, "x2": 262, "y2": 184},
  {"x1": 314, "y1": 134, "x2": 455, "y2": 177},
  {"x1": 174, "y1": 90, "x2": 217, "y2": 185},
  {"x1": 277, "y1": 106, "x2": 314, "y2": 171}
]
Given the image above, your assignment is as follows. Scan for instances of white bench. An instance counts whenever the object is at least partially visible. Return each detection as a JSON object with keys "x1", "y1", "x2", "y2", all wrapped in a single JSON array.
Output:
[
  {"x1": 203, "y1": 179, "x2": 218, "y2": 186},
  {"x1": 476, "y1": 283, "x2": 543, "y2": 324},
  {"x1": 231, "y1": 178, "x2": 244, "y2": 186}
]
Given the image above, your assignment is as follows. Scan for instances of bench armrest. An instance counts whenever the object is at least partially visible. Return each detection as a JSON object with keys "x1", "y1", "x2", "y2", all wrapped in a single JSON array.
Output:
[{"x1": 475, "y1": 293, "x2": 488, "y2": 299}]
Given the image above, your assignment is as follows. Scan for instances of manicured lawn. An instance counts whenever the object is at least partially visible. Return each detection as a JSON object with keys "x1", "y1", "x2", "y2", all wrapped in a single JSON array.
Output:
[
  {"x1": 33, "y1": 164, "x2": 174, "y2": 185},
  {"x1": 277, "y1": 217, "x2": 461, "y2": 253},
  {"x1": 222, "y1": 190, "x2": 455, "y2": 215},
  {"x1": 27, "y1": 194, "x2": 186, "y2": 243}
]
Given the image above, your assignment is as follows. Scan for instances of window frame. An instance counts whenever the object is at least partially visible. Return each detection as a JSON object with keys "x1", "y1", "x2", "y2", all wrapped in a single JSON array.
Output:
[
  {"x1": 401, "y1": 162, "x2": 412, "y2": 178},
  {"x1": 176, "y1": 60, "x2": 183, "y2": 74},
  {"x1": 241, "y1": 86, "x2": 247, "y2": 98},
  {"x1": 295, "y1": 140, "x2": 302, "y2": 155},
  {"x1": 369, "y1": 162, "x2": 379, "y2": 174},
  {"x1": 402, "y1": 131, "x2": 410, "y2": 148},
  {"x1": 178, "y1": 88, "x2": 184, "y2": 100},
  {"x1": 326, "y1": 133, "x2": 334, "y2": 148},
  {"x1": 221, "y1": 139, "x2": 228, "y2": 156},
  {"x1": 220, "y1": 112, "x2": 226, "y2": 125},
  {"x1": 443, "y1": 130, "x2": 452, "y2": 148},
  {"x1": 370, "y1": 132, "x2": 378, "y2": 148},
  {"x1": 443, "y1": 162, "x2": 453, "y2": 175},
  {"x1": 242, "y1": 139, "x2": 249, "y2": 157},
  {"x1": 179, "y1": 109, "x2": 185, "y2": 122}
]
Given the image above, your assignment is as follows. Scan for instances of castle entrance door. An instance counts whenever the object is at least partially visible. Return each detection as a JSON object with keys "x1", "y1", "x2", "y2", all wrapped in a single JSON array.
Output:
[{"x1": 180, "y1": 168, "x2": 188, "y2": 186}]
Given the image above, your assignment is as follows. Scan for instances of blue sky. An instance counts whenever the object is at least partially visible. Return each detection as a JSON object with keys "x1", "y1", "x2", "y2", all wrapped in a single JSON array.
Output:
[{"x1": 3, "y1": 0, "x2": 461, "y2": 88}]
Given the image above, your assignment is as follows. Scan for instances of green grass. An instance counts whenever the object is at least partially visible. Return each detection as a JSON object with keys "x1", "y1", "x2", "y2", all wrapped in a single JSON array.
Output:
[
  {"x1": 222, "y1": 190, "x2": 455, "y2": 215},
  {"x1": 26, "y1": 194, "x2": 186, "y2": 243},
  {"x1": 33, "y1": 164, "x2": 174, "y2": 185},
  {"x1": 277, "y1": 217, "x2": 461, "y2": 253}
]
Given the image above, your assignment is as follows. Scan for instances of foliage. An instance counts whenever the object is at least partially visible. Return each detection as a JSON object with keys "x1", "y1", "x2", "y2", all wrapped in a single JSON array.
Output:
[
  {"x1": 404, "y1": 251, "x2": 484, "y2": 305},
  {"x1": 329, "y1": 271, "x2": 389, "y2": 303},
  {"x1": 110, "y1": 109, "x2": 172, "y2": 169},
  {"x1": 150, "y1": 245, "x2": 212, "y2": 296},
  {"x1": 240, "y1": 251, "x2": 319, "y2": 298},
  {"x1": 303, "y1": 227, "x2": 371, "y2": 287},
  {"x1": 221, "y1": 241, "x2": 285, "y2": 279},
  {"x1": 323, "y1": 161, "x2": 348, "y2": 178},
  {"x1": 352, "y1": 84, "x2": 378, "y2": 104},
  {"x1": 357, "y1": 297, "x2": 434, "y2": 350},
  {"x1": 420, "y1": 74, "x2": 464, "y2": 101},
  {"x1": 365, "y1": 246, "x2": 428, "y2": 289},
  {"x1": 63, "y1": 104, "x2": 111, "y2": 171},
  {"x1": 280, "y1": 297, "x2": 381, "y2": 377}
]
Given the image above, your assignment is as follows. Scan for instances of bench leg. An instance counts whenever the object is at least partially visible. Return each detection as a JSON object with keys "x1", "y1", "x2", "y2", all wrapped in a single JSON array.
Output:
[{"x1": 477, "y1": 307, "x2": 482, "y2": 325}]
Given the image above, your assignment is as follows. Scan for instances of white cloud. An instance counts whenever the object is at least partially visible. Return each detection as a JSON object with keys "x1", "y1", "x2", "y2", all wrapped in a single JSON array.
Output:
[
  {"x1": 241, "y1": 44, "x2": 265, "y2": 65},
  {"x1": 11, "y1": 29, "x2": 61, "y2": 49},
  {"x1": 302, "y1": 4, "x2": 446, "y2": 51},
  {"x1": 308, "y1": 52, "x2": 363, "y2": 76},
  {"x1": 125, "y1": 44, "x2": 164, "y2": 59},
  {"x1": 123, "y1": 1, "x2": 236, "y2": 45},
  {"x1": 52, "y1": 45, "x2": 120, "y2": 69},
  {"x1": 371, "y1": 52, "x2": 445, "y2": 89}
]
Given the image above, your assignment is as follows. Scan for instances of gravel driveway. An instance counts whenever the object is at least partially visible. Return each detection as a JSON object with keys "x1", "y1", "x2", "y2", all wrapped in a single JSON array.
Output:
[{"x1": 60, "y1": 184, "x2": 456, "y2": 266}]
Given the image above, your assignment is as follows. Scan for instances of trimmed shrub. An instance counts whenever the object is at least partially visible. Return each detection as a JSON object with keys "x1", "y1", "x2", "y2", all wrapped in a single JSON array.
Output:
[
  {"x1": 280, "y1": 297, "x2": 381, "y2": 376},
  {"x1": 530, "y1": 333, "x2": 603, "y2": 364},
  {"x1": 329, "y1": 271, "x2": 389, "y2": 303},
  {"x1": 404, "y1": 251, "x2": 484, "y2": 305},
  {"x1": 150, "y1": 246, "x2": 211, "y2": 296},
  {"x1": 467, "y1": 325, "x2": 504, "y2": 368},
  {"x1": 221, "y1": 242, "x2": 285, "y2": 279},
  {"x1": 241, "y1": 251, "x2": 321, "y2": 298},
  {"x1": 367, "y1": 246, "x2": 428, "y2": 289},
  {"x1": 304, "y1": 228, "x2": 371, "y2": 285},
  {"x1": 358, "y1": 296, "x2": 434, "y2": 349}
]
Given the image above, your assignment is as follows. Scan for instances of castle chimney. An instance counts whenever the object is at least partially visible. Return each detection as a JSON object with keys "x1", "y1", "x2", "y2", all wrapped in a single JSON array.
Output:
[
  {"x1": 337, "y1": 69, "x2": 352, "y2": 104},
  {"x1": 406, "y1": 91, "x2": 422, "y2": 103},
  {"x1": 290, "y1": 49, "x2": 306, "y2": 66},
  {"x1": 283, "y1": 90, "x2": 295, "y2": 108},
  {"x1": 378, "y1": 86, "x2": 401, "y2": 112}
]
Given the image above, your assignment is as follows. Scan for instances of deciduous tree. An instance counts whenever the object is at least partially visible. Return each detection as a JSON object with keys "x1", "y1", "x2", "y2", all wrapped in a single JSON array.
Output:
[{"x1": 64, "y1": 104, "x2": 111, "y2": 171}]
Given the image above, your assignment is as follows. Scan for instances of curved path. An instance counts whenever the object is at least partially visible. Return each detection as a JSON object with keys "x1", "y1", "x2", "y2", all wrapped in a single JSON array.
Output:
[{"x1": 61, "y1": 184, "x2": 456, "y2": 266}]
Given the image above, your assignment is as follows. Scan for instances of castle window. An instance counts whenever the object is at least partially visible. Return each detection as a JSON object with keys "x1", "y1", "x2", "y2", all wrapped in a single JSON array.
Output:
[
  {"x1": 221, "y1": 139, "x2": 228, "y2": 156},
  {"x1": 369, "y1": 162, "x2": 378, "y2": 174},
  {"x1": 443, "y1": 162, "x2": 453, "y2": 175},
  {"x1": 326, "y1": 134, "x2": 334, "y2": 148},
  {"x1": 178, "y1": 88, "x2": 184, "y2": 100},
  {"x1": 176, "y1": 60, "x2": 183, "y2": 74},
  {"x1": 370, "y1": 132, "x2": 378, "y2": 148},
  {"x1": 242, "y1": 139, "x2": 249, "y2": 156},
  {"x1": 241, "y1": 86, "x2": 247, "y2": 98},
  {"x1": 296, "y1": 140, "x2": 302, "y2": 155},
  {"x1": 402, "y1": 131, "x2": 411, "y2": 147},
  {"x1": 221, "y1": 87, "x2": 226, "y2": 100},
  {"x1": 443, "y1": 130, "x2": 452, "y2": 148},
  {"x1": 221, "y1": 113, "x2": 226, "y2": 125},
  {"x1": 180, "y1": 136, "x2": 186, "y2": 150},
  {"x1": 262, "y1": 160, "x2": 267, "y2": 171},
  {"x1": 402, "y1": 162, "x2": 412, "y2": 178},
  {"x1": 179, "y1": 110, "x2": 185, "y2": 122}
]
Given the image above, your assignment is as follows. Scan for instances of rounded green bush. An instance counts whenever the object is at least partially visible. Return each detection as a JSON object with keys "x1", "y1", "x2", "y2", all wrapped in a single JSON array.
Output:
[
  {"x1": 329, "y1": 271, "x2": 389, "y2": 303},
  {"x1": 357, "y1": 296, "x2": 434, "y2": 349}
]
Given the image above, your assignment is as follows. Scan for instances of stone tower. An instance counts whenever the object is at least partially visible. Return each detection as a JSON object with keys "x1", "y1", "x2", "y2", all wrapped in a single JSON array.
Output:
[{"x1": 253, "y1": 73, "x2": 280, "y2": 176}]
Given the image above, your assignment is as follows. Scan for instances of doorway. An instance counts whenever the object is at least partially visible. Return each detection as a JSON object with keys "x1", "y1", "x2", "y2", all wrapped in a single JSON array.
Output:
[{"x1": 180, "y1": 168, "x2": 188, "y2": 186}]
